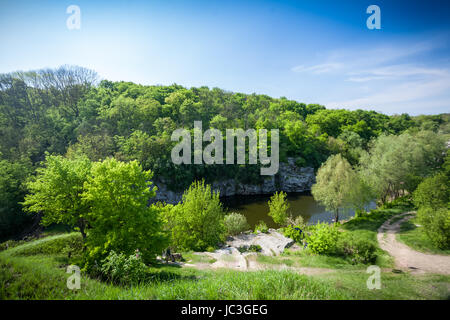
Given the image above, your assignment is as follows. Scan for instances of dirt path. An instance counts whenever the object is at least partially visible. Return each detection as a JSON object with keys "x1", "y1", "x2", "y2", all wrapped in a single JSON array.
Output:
[{"x1": 377, "y1": 212, "x2": 450, "y2": 275}]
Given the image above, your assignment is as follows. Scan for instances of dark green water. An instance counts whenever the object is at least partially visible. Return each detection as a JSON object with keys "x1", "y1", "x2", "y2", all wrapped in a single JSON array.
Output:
[{"x1": 222, "y1": 192, "x2": 376, "y2": 228}]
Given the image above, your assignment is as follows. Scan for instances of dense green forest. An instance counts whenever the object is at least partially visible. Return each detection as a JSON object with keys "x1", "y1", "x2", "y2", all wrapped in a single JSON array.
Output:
[{"x1": 1, "y1": 65, "x2": 449, "y2": 242}]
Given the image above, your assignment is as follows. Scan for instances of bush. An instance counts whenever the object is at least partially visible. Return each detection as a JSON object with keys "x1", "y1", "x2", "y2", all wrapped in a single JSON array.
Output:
[
  {"x1": 224, "y1": 212, "x2": 249, "y2": 236},
  {"x1": 283, "y1": 225, "x2": 305, "y2": 243},
  {"x1": 100, "y1": 250, "x2": 148, "y2": 284},
  {"x1": 336, "y1": 233, "x2": 377, "y2": 264},
  {"x1": 417, "y1": 207, "x2": 450, "y2": 249},
  {"x1": 305, "y1": 223, "x2": 339, "y2": 254},
  {"x1": 287, "y1": 215, "x2": 305, "y2": 227},
  {"x1": 164, "y1": 180, "x2": 225, "y2": 251},
  {"x1": 413, "y1": 173, "x2": 449, "y2": 209},
  {"x1": 381, "y1": 196, "x2": 414, "y2": 210},
  {"x1": 268, "y1": 191, "x2": 290, "y2": 226},
  {"x1": 237, "y1": 244, "x2": 262, "y2": 253},
  {"x1": 254, "y1": 220, "x2": 269, "y2": 233}
]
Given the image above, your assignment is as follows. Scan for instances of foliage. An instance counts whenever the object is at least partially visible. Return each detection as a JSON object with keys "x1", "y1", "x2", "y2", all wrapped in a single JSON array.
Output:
[
  {"x1": 268, "y1": 191, "x2": 290, "y2": 226},
  {"x1": 224, "y1": 212, "x2": 249, "y2": 236},
  {"x1": 82, "y1": 158, "x2": 167, "y2": 267},
  {"x1": 359, "y1": 132, "x2": 446, "y2": 203},
  {"x1": 416, "y1": 207, "x2": 450, "y2": 249},
  {"x1": 100, "y1": 250, "x2": 148, "y2": 284},
  {"x1": 238, "y1": 244, "x2": 262, "y2": 253},
  {"x1": 413, "y1": 173, "x2": 449, "y2": 209},
  {"x1": 305, "y1": 223, "x2": 339, "y2": 255},
  {"x1": 254, "y1": 220, "x2": 269, "y2": 233},
  {"x1": 22, "y1": 154, "x2": 92, "y2": 239},
  {"x1": 163, "y1": 180, "x2": 225, "y2": 251},
  {"x1": 336, "y1": 233, "x2": 377, "y2": 264},
  {"x1": 0, "y1": 158, "x2": 33, "y2": 241},
  {"x1": 311, "y1": 154, "x2": 363, "y2": 222},
  {"x1": 283, "y1": 225, "x2": 305, "y2": 243},
  {"x1": 3, "y1": 66, "x2": 445, "y2": 210}
]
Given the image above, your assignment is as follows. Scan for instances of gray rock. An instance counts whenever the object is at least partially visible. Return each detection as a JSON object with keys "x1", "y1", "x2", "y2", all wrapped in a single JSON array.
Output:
[{"x1": 150, "y1": 157, "x2": 315, "y2": 204}]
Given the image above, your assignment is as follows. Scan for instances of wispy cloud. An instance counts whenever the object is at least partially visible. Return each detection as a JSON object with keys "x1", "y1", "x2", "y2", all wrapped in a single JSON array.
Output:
[
  {"x1": 290, "y1": 37, "x2": 450, "y2": 114},
  {"x1": 291, "y1": 62, "x2": 343, "y2": 74}
]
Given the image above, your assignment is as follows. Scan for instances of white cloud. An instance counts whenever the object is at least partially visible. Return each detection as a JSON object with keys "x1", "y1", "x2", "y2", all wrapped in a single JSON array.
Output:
[{"x1": 291, "y1": 62, "x2": 343, "y2": 74}]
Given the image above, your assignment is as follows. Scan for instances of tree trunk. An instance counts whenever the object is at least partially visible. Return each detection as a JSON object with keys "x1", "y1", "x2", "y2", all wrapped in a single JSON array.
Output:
[
  {"x1": 78, "y1": 219, "x2": 87, "y2": 251},
  {"x1": 334, "y1": 208, "x2": 339, "y2": 224}
]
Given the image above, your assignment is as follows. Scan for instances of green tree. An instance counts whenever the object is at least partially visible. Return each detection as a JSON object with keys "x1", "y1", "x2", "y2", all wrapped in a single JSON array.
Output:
[
  {"x1": 164, "y1": 180, "x2": 225, "y2": 251},
  {"x1": 22, "y1": 154, "x2": 92, "y2": 239},
  {"x1": 311, "y1": 154, "x2": 360, "y2": 222},
  {"x1": 416, "y1": 207, "x2": 450, "y2": 249},
  {"x1": 268, "y1": 191, "x2": 290, "y2": 226},
  {"x1": 82, "y1": 158, "x2": 167, "y2": 265},
  {"x1": 359, "y1": 131, "x2": 446, "y2": 203},
  {"x1": 413, "y1": 173, "x2": 449, "y2": 209},
  {"x1": 0, "y1": 158, "x2": 33, "y2": 241}
]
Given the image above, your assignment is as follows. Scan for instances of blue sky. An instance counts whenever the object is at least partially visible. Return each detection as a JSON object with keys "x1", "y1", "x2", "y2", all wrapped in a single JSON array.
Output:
[{"x1": 0, "y1": 0, "x2": 449, "y2": 115}]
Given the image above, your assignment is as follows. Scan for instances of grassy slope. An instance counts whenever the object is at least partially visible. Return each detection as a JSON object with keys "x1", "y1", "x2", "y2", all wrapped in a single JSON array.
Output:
[
  {"x1": 1, "y1": 207, "x2": 449, "y2": 300},
  {"x1": 396, "y1": 217, "x2": 450, "y2": 255}
]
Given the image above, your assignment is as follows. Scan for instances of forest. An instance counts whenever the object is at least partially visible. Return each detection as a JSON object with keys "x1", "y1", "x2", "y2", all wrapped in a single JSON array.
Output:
[{"x1": 1, "y1": 65, "x2": 449, "y2": 243}]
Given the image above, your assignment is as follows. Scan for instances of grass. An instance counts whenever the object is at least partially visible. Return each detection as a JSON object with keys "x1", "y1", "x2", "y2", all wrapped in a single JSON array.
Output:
[
  {"x1": 182, "y1": 252, "x2": 217, "y2": 264},
  {"x1": 1, "y1": 205, "x2": 449, "y2": 300},
  {"x1": 0, "y1": 248, "x2": 347, "y2": 300},
  {"x1": 397, "y1": 218, "x2": 450, "y2": 255}
]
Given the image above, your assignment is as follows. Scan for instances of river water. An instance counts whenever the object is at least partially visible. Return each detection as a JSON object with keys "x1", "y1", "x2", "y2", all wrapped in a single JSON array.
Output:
[{"x1": 222, "y1": 192, "x2": 376, "y2": 228}]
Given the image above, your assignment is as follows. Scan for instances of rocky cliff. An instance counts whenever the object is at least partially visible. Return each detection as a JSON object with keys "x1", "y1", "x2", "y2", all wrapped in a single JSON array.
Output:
[{"x1": 151, "y1": 158, "x2": 316, "y2": 204}]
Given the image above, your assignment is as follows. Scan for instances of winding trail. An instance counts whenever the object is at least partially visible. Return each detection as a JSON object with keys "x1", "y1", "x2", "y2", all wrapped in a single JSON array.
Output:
[{"x1": 377, "y1": 212, "x2": 450, "y2": 275}]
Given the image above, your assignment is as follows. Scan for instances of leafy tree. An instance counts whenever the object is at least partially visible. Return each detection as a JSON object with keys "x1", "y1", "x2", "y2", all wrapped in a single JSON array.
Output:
[
  {"x1": 22, "y1": 154, "x2": 92, "y2": 239},
  {"x1": 416, "y1": 207, "x2": 450, "y2": 249},
  {"x1": 359, "y1": 131, "x2": 446, "y2": 203},
  {"x1": 82, "y1": 158, "x2": 167, "y2": 265},
  {"x1": 268, "y1": 191, "x2": 290, "y2": 226},
  {"x1": 311, "y1": 154, "x2": 360, "y2": 222},
  {"x1": 413, "y1": 173, "x2": 449, "y2": 209},
  {"x1": 164, "y1": 180, "x2": 225, "y2": 251},
  {"x1": 0, "y1": 158, "x2": 33, "y2": 241}
]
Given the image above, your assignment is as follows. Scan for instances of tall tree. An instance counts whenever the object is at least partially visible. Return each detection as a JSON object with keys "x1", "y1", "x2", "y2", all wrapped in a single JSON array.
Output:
[
  {"x1": 22, "y1": 154, "x2": 92, "y2": 239},
  {"x1": 311, "y1": 154, "x2": 361, "y2": 223}
]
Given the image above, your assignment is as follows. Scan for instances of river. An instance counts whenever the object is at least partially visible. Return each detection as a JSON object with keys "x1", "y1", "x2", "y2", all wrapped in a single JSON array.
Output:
[{"x1": 222, "y1": 192, "x2": 376, "y2": 228}]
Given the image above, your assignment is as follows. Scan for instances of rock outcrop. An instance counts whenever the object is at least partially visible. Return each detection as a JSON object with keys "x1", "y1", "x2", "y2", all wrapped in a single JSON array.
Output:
[{"x1": 151, "y1": 157, "x2": 316, "y2": 204}]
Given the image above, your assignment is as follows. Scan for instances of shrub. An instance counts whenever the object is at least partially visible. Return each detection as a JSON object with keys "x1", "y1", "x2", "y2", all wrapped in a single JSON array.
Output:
[
  {"x1": 413, "y1": 173, "x2": 449, "y2": 209},
  {"x1": 268, "y1": 191, "x2": 290, "y2": 226},
  {"x1": 336, "y1": 233, "x2": 377, "y2": 264},
  {"x1": 224, "y1": 212, "x2": 249, "y2": 236},
  {"x1": 382, "y1": 196, "x2": 414, "y2": 210},
  {"x1": 283, "y1": 225, "x2": 305, "y2": 243},
  {"x1": 254, "y1": 220, "x2": 269, "y2": 233},
  {"x1": 237, "y1": 244, "x2": 262, "y2": 253},
  {"x1": 417, "y1": 207, "x2": 450, "y2": 249},
  {"x1": 287, "y1": 215, "x2": 305, "y2": 227},
  {"x1": 100, "y1": 250, "x2": 148, "y2": 284},
  {"x1": 249, "y1": 244, "x2": 262, "y2": 252},
  {"x1": 164, "y1": 180, "x2": 225, "y2": 251},
  {"x1": 305, "y1": 223, "x2": 339, "y2": 254}
]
